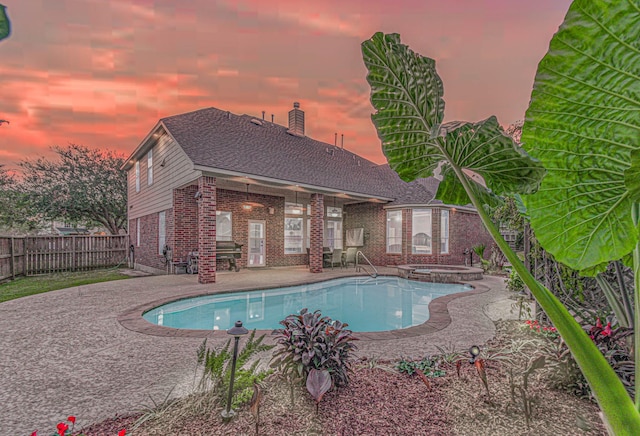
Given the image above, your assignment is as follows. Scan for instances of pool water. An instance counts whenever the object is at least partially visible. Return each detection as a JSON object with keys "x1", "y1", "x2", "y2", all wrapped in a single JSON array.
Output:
[{"x1": 143, "y1": 276, "x2": 473, "y2": 332}]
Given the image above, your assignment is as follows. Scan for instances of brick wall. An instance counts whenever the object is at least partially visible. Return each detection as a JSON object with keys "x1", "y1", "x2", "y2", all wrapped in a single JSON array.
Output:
[
  {"x1": 172, "y1": 185, "x2": 199, "y2": 264},
  {"x1": 128, "y1": 208, "x2": 173, "y2": 273},
  {"x1": 309, "y1": 193, "x2": 324, "y2": 272}
]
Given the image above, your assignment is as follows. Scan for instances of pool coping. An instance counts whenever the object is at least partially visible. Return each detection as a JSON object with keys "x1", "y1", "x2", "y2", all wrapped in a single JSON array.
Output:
[{"x1": 117, "y1": 275, "x2": 490, "y2": 341}]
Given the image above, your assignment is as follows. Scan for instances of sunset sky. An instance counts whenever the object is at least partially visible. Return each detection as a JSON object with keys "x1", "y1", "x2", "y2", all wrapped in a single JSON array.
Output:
[{"x1": 0, "y1": 0, "x2": 572, "y2": 170}]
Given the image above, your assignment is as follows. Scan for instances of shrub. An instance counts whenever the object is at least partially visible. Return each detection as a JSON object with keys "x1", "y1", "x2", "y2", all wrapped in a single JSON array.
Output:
[
  {"x1": 196, "y1": 330, "x2": 273, "y2": 409},
  {"x1": 506, "y1": 269, "x2": 525, "y2": 294},
  {"x1": 271, "y1": 308, "x2": 358, "y2": 387}
]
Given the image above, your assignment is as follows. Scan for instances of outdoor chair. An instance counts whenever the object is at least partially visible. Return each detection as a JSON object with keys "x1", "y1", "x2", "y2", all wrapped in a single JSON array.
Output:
[
  {"x1": 344, "y1": 247, "x2": 357, "y2": 268},
  {"x1": 329, "y1": 248, "x2": 343, "y2": 269}
]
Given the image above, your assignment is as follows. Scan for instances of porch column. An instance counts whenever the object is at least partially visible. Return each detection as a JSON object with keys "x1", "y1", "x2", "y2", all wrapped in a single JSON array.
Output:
[
  {"x1": 309, "y1": 193, "x2": 324, "y2": 273},
  {"x1": 198, "y1": 176, "x2": 216, "y2": 284}
]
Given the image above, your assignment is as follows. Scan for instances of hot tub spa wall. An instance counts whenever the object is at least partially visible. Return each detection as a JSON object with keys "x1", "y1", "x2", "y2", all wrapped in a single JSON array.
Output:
[{"x1": 343, "y1": 203, "x2": 493, "y2": 266}]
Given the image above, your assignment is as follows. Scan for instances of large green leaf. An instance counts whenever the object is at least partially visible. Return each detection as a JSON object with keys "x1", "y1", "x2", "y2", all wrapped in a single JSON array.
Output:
[
  {"x1": 522, "y1": 0, "x2": 640, "y2": 275},
  {"x1": 0, "y1": 4, "x2": 10, "y2": 41},
  {"x1": 362, "y1": 32, "x2": 544, "y2": 206},
  {"x1": 362, "y1": 28, "x2": 640, "y2": 433}
]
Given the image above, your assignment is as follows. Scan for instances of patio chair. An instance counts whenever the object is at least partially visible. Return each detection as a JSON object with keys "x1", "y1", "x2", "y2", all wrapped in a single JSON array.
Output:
[
  {"x1": 329, "y1": 248, "x2": 343, "y2": 269},
  {"x1": 344, "y1": 247, "x2": 357, "y2": 268}
]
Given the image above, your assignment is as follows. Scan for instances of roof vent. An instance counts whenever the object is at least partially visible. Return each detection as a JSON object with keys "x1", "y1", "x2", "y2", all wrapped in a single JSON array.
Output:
[
  {"x1": 250, "y1": 118, "x2": 263, "y2": 126},
  {"x1": 287, "y1": 102, "x2": 305, "y2": 136}
]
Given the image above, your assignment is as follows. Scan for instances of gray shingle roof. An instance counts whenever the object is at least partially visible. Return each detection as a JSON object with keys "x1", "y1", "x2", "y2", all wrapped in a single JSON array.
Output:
[{"x1": 160, "y1": 107, "x2": 439, "y2": 202}]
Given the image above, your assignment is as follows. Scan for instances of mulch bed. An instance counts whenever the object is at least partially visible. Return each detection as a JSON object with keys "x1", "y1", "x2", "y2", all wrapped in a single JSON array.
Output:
[{"x1": 78, "y1": 321, "x2": 607, "y2": 435}]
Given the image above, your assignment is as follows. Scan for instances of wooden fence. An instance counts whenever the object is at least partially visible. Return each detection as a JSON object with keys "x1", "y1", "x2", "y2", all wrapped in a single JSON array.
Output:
[{"x1": 0, "y1": 235, "x2": 129, "y2": 281}]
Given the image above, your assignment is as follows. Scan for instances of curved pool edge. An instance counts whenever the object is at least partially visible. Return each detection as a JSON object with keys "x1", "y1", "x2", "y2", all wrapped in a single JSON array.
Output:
[{"x1": 118, "y1": 275, "x2": 490, "y2": 340}]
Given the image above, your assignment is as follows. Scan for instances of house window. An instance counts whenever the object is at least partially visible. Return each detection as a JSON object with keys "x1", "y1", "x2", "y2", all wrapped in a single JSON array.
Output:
[
  {"x1": 284, "y1": 202, "x2": 304, "y2": 254},
  {"x1": 285, "y1": 218, "x2": 304, "y2": 254},
  {"x1": 136, "y1": 218, "x2": 140, "y2": 247},
  {"x1": 441, "y1": 210, "x2": 449, "y2": 254},
  {"x1": 324, "y1": 219, "x2": 342, "y2": 251},
  {"x1": 147, "y1": 149, "x2": 153, "y2": 186},
  {"x1": 412, "y1": 209, "x2": 432, "y2": 254},
  {"x1": 216, "y1": 211, "x2": 232, "y2": 241},
  {"x1": 158, "y1": 211, "x2": 166, "y2": 255},
  {"x1": 386, "y1": 210, "x2": 402, "y2": 254},
  {"x1": 135, "y1": 161, "x2": 140, "y2": 193}
]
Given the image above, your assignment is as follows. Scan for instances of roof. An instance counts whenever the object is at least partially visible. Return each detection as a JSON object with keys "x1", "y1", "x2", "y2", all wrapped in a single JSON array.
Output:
[
  {"x1": 159, "y1": 107, "x2": 416, "y2": 200},
  {"x1": 387, "y1": 178, "x2": 442, "y2": 206}
]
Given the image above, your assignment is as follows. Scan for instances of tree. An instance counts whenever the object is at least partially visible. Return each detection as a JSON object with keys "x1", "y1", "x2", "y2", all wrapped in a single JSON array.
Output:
[{"x1": 18, "y1": 144, "x2": 127, "y2": 235}]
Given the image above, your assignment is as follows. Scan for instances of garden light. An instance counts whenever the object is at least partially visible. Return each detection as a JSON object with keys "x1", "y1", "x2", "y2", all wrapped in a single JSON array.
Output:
[
  {"x1": 469, "y1": 345, "x2": 480, "y2": 364},
  {"x1": 222, "y1": 320, "x2": 249, "y2": 420}
]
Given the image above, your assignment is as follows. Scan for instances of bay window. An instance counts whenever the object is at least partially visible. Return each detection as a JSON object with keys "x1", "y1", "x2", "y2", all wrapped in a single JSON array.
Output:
[
  {"x1": 386, "y1": 210, "x2": 402, "y2": 254},
  {"x1": 412, "y1": 209, "x2": 432, "y2": 254}
]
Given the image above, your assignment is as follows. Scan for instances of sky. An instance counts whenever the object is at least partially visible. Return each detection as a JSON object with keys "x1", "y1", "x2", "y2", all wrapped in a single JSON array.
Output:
[{"x1": 0, "y1": 0, "x2": 573, "y2": 170}]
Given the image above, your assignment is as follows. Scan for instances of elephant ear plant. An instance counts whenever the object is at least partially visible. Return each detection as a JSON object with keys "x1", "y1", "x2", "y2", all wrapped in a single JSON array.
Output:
[{"x1": 361, "y1": 1, "x2": 639, "y2": 433}]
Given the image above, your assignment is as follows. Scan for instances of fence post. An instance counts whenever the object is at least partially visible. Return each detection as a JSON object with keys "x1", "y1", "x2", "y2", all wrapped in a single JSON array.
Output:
[
  {"x1": 72, "y1": 236, "x2": 76, "y2": 272},
  {"x1": 9, "y1": 237, "x2": 15, "y2": 279}
]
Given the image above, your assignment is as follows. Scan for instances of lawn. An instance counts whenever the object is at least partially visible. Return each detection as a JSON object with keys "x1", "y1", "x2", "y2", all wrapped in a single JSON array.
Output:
[{"x1": 0, "y1": 269, "x2": 132, "y2": 303}]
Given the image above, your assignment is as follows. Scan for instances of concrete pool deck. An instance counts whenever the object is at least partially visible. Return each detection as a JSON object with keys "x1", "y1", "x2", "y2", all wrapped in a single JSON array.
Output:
[{"x1": 0, "y1": 266, "x2": 520, "y2": 435}]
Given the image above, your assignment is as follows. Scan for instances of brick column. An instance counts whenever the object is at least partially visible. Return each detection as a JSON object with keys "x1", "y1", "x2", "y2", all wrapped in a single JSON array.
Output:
[
  {"x1": 197, "y1": 176, "x2": 216, "y2": 284},
  {"x1": 309, "y1": 193, "x2": 324, "y2": 273}
]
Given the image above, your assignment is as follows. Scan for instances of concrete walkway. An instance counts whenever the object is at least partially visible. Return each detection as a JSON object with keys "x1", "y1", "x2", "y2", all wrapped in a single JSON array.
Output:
[{"x1": 0, "y1": 267, "x2": 516, "y2": 435}]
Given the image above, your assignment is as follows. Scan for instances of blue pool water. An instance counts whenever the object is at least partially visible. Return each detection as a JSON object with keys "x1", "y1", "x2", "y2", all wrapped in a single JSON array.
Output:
[{"x1": 143, "y1": 276, "x2": 473, "y2": 332}]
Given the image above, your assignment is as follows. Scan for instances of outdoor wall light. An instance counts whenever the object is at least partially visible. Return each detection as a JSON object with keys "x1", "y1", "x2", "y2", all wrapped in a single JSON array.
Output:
[
  {"x1": 469, "y1": 345, "x2": 480, "y2": 364},
  {"x1": 221, "y1": 320, "x2": 249, "y2": 420}
]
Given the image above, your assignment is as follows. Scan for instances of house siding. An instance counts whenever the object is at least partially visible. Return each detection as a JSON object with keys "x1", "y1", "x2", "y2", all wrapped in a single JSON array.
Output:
[{"x1": 127, "y1": 131, "x2": 200, "y2": 220}]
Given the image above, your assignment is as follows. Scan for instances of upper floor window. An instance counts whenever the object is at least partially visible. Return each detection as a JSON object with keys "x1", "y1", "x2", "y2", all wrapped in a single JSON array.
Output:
[
  {"x1": 135, "y1": 161, "x2": 140, "y2": 192},
  {"x1": 147, "y1": 149, "x2": 153, "y2": 186},
  {"x1": 412, "y1": 209, "x2": 432, "y2": 254},
  {"x1": 386, "y1": 210, "x2": 402, "y2": 254},
  {"x1": 441, "y1": 210, "x2": 449, "y2": 254}
]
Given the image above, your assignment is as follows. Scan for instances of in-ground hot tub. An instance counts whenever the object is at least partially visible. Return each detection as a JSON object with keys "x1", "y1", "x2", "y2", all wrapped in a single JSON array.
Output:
[{"x1": 397, "y1": 264, "x2": 483, "y2": 282}]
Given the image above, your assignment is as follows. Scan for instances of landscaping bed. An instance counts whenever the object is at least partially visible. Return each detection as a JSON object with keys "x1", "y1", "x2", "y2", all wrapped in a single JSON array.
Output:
[{"x1": 77, "y1": 320, "x2": 606, "y2": 435}]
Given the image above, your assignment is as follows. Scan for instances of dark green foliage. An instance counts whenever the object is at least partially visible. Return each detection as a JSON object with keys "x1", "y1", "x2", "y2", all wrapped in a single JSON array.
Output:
[
  {"x1": 17, "y1": 144, "x2": 127, "y2": 234},
  {"x1": 0, "y1": 4, "x2": 10, "y2": 41},
  {"x1": 196, "y1": 330, "x2": 274, "y2": 409},
  {"x1": 541, "y1": 317, "x2": 634, "y2": 401},
  {"x1": 271, "y1": 308, "x2": 358, "y2": 388},
  {"x1": 506, "y1": 269, "x2": 525, "y2": 294},
  {"x1": 396, "y1": 356, "x2": 445, "y2": 378}
]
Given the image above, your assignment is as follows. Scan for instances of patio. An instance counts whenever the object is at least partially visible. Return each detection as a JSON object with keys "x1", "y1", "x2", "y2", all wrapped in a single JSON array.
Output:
[{"x1": 0, "y1": 266, "x2": 517, "y2": 435}]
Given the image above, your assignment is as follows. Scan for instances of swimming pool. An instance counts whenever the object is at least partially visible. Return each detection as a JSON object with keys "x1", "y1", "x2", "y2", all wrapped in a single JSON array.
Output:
[{"x1": 142, "y1": 276, "x2": 473, "y2": 332}]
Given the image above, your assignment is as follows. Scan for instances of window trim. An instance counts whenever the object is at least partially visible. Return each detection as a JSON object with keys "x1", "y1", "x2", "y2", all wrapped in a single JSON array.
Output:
[
  {"x1": 441, "y1": 209, "x2": 450, "y2": 254},
  {"x1": 411, "y1": 208, "x2": 432, "y2": 255},
  {"x1": 135, "y1": 161, "x2": 140, "y2": 193},
  {"x1": 216, "y1": 211, "x2": 233, "y2": 241},
  {"x1": 158, "y1": 211, "x2": 166, "y2": 255},
  {"x1": 386, "y1": 210, "x2": 402, "y2": 254},
  {"x1": 147, "y1": 149, "x2": 153, "y2": 186}
]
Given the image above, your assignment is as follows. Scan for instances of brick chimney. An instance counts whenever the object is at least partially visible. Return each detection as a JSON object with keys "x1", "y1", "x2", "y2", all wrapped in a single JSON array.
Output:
[{"x1": 287, "y1": 102, "x2": 305, "y2": 136}]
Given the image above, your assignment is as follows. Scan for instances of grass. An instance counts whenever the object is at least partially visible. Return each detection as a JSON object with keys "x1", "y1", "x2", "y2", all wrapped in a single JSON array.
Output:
[{"x1": 0, "y1": 268, "x2": 132, "y2": 303}]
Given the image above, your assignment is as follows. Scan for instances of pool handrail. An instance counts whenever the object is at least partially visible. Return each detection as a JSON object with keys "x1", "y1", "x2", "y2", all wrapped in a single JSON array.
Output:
[{"x1": 356, "y1": 251, "x2": 378, "y2": 278}]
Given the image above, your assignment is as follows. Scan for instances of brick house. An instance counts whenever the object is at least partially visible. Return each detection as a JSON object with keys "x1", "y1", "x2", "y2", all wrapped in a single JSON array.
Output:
[{"x1": 123, "y1": 103, "x2": 492, "y2": 283}]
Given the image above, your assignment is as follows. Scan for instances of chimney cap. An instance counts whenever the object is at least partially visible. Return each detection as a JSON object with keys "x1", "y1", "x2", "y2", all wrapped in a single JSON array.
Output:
[{"x1": 293, "y1": 102, "x2": 300, "y2": 109}]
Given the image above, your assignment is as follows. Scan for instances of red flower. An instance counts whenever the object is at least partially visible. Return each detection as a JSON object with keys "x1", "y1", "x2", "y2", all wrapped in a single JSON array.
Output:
[
  {"x1": 30, "y1": 431, "x2": 37, "y2": 436},
  {"x1": 596, "y1": 318, "x2": 603, "y2": 329},
  {"x1": 67, "y1": 416, "x2": 76, "y2": 424},
  {"x1": 602, "y1": 322, "x2": 612, "y2": 337},
  {"x1": 118, "y1": 430, "x2": 127, "y2": 436},
  {"x1": 56, "y1": 422, "x2": 69, "y2": 436}
]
